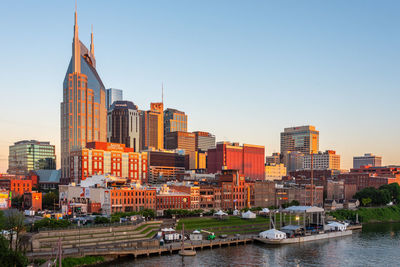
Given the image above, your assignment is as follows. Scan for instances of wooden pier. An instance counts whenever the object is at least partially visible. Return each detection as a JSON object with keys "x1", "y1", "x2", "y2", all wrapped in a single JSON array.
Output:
[{"x1": 27, "y1": 236, "x2": 254, "y2": 260}]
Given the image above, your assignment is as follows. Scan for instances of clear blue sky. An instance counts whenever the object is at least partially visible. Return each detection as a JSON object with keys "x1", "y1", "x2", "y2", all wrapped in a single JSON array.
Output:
[{"x1": 0, "y1": 0, "x2": 399, "y2": 172}]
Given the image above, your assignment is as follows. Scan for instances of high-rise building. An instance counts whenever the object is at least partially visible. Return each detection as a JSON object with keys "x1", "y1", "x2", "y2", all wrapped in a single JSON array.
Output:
[
  {"x1": 284, "y1": 151, "x2": 305, "y2": 172},
  {"x1": 165, "y1": 131, "x2": 196, "y2": 154},
  {"x1": 61, "y1": 10, "x2": 107, "y2": 184},
  {"x1": 280, "y1": 125, "x2": 319, "y2": 155},
  {"x1": 353, "y1": 153, "x2": 382, "y2": 169},
  {"x1": 164, "y1": 108, "x2": 187, "y2": 146},
  {"x1": 193, "y1": 131, "x2": 216, "y2": 152},
  {"x1": 303, "y1": 150, "x2": 341, "y2": 170},
  {"x1": 8, "y1": 140, "x2": 56, "y2": 175},
  {"x1": 207, "y1": 142, "x2": 265, "y2": 180},
  {"x1": 106, "y1": 88, "x2": 123, "y2": 110},
  {"x1": 107, "y1": 101, "x2": 140, "y2": 152},
  {"x1": 140, "y1": 102, "x2": 164, "y2": 150}
]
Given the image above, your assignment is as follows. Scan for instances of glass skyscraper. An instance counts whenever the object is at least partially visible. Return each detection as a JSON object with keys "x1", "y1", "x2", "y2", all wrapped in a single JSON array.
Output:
[
  {"x1": 8, "y1": 140, "x2": 56, "y2": 175},
  {"x1": 106, "y1": 88, "x2": 123, "y2": 110},
  {"x1": 60, "y1": 10, "x2": 107, "y2": 184}
]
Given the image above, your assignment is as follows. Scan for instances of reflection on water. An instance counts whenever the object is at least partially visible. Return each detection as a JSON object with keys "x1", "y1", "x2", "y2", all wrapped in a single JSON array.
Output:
[{"x1": 107, "y1": 223, "x2": 400, "y2": 267}]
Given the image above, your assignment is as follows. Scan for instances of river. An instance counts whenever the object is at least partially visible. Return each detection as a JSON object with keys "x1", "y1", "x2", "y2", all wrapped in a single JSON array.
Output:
[{"x1": 107, "y1": 223, "x2": 400, "y2": 267}]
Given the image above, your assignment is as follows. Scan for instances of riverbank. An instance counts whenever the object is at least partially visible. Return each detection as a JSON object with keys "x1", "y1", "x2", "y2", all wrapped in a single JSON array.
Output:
[{"x1": 329, "y1": 205, "x2": 400, "y2": 223}]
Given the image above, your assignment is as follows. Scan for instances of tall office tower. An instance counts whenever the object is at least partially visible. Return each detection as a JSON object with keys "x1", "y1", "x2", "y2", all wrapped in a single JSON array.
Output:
[
  {"x1": 353, "y1": 153, "x2": 382, "y2": 169},
  {"x1": 8, "y1": 140, "x2": 56, "y2": 175},
  {"x1": 60, "y1": 10, "x2": 107, "y2": 184},
  {"x1": 164, "y1": 108, "x2": 187, "y2": 147},
  {"x1": 280, "y1": 125, "x2": 319, "y2": 160},
  {"x1": 106, "y1": 88, "x2": 123, "y2": 110},
  {"x1": 107, "y1": 101, "x2": 140, "y2": 152},
  {"x1": 140, "y1": 102, "x2": 164, "y2": 150},
  {"x1": 193, "y1": 131, "x2": 216, "y2": 152}
]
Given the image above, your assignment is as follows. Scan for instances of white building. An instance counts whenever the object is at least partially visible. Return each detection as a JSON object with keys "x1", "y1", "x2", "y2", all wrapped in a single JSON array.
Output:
[{"x1": 303, "y1": 150, "x2": 340, "y2": 170}]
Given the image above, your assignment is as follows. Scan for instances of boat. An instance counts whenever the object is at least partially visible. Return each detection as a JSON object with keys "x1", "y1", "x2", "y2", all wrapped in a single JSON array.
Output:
[
  {"x1": 255, "y1": 206, "x2": 354, "y2": 245},
  {"x1": 254, "y1": 229, "x2": 353, "y2": 245}
]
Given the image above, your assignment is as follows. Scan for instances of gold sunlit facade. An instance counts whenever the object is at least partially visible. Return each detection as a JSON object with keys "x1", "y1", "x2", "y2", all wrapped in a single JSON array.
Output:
[{"x1": 61, "y1": 11, "x2": 106, "y2": 184}]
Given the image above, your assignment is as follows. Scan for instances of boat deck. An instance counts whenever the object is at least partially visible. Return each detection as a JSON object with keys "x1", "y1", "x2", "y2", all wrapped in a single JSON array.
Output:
[{"x1": 254, "y1": 230, "x2": 353, "y2": 245}]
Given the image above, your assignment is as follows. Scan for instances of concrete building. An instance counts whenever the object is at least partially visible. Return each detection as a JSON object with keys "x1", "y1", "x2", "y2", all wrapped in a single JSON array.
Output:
[
  {"x1": 207, "y1": 142, "x2": 265, "y2": 181},
  {"x1": 284, "y1": 151, "x2": 305, "y2": 172},
  {"x1": 265, "y1": 163, "x2": 287, "y2": 181},
  {"x1": 303, "y1": 150, "x2": 341, "y2": 170},
  {"x1": 254, "y1": 180, "x2": 276, "y2": 207},
  {"x1": 280, "y1": 125, "x2": 319, "y2": 155},
  {"x1": 69, "y1": 142, "x2": 148, "y2": 184},
  {"x1": 106, "y1": 88, "x2": 123, "y2": 110},
  {"x1": 193, "y1": 131, "x2": 216, "y2": 152},
  {"x1": 107, "y1": 101, "x2": 140, "y2": 152},
  {"x1": 353, "y1": 153, "x2": 382, "y2": 169},
  {"x1": 326, "y1": 180, "x2": 345, "y2": 200},
  {"x1": 266, "y1": 152, "x2": 282, "y2": 165},
  {"x1": 140, "y1": 103, "x2": 164, "y2": 150},
  {"x1": 164, "y1": 109, "x2": 187, "y2": 146},
  {"x1": 8, "y1": 140, "x2": 56, "y2": 175},
  {"x1": 61, "y1": 10, "x2": 107, "y2": 184}
]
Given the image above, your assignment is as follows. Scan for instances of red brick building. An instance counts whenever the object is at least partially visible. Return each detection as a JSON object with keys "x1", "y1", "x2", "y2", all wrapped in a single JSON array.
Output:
[
  {"x1": 69, "y1": 142, "x2": 148, "y2": 184},
  {"x1": 207, "y1": 142, "x2": 265, "y2": 180},
  {"x1": 23, "y1": 191, "x2": 42, "y2": 211},
  {"x1": 110, "y1": 187, "x2": 156, "y2": 213},
  {"x1": 156, "y1": 185, "x2": 191, "y2": 210}
]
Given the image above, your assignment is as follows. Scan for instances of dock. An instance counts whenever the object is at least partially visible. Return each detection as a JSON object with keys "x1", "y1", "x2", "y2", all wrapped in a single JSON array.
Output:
[{"x1": 27, "y1": 236, "x2": 254, "y2": 260}]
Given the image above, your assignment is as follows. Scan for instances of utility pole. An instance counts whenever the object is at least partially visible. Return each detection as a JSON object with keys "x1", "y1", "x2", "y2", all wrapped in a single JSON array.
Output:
[{"x1": 311, "y1": 153, "x2": 314, "y2": 206}]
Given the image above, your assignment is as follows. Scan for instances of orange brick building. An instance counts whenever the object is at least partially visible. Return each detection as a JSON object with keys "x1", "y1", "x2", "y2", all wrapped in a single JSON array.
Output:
[
  {"x1": 110, "y1": 187, "x2": 156, "y2": 213},
  {"x1": 70, "y1": 142, "x2": 148, "y2": 184},
  {"x1": 23, "y1": 191, "x2": 42, "y2": 211}
]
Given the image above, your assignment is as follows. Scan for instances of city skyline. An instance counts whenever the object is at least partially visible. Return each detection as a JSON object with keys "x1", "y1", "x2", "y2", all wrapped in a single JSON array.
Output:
[{"x1": 1, "y1": 1, "x2": 400, "y2": 172}]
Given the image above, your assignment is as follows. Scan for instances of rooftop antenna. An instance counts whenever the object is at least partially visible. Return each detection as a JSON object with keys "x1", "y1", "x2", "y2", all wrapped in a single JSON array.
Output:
[{"x1": 162, "y1": 82, "x2": 164, "y2": 104}]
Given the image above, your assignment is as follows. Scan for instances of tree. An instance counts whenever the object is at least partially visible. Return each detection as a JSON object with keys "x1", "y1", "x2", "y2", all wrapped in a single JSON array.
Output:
[
  {"x1": 4, "y1": 210, "x2": 25, "y2": 253},
  {"x1": 0, "y1": 236, "x2": 27, "y2": 267},
  {"x1": 11, "y1": 196, "x2": 23, "y2": 210},
  {"x1": 379, "y1": 183, "x2": 400, "y2": 203},
  {"x1": 361, "y1": 197, "x2": 372, "y2": 207},
  {"x1": 42, "y1": 191, "x2": 59, "y2": 210}
]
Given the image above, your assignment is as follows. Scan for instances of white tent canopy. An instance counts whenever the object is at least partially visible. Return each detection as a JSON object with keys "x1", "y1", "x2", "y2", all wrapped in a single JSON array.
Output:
[
  {"x1": 284, "y1": 206, "x2": 324, "y2": 213},
  {"x1": 260, "y1": 208, "x2": 270, "y2": 213},
  {"x1": 192, "y1": 230, "x2": 201, "y2": 234},
  {"x1": 213, "y1": 210, "x2": 228, "y2": 216},
  {"x1": 259, "y1": 229, "x2": 286, "y2": 240},
  {"x1": 241, "y1": 210, "x2": 256, "y2": 219},
  {"x1": 161, "y1": 228, "x2": 175, "y2": 232},
  {"x1": 233, "y1": 209, "x2": 240, "y2": 216},
  {"x1": 327, "y1": 222, "x2": 346, "y2": 231}
]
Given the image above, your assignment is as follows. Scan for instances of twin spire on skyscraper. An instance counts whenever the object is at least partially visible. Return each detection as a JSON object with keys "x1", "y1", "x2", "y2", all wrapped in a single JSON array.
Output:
[{"x1": 72, "y1": 3, "x2": 95, "y2": 73}]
